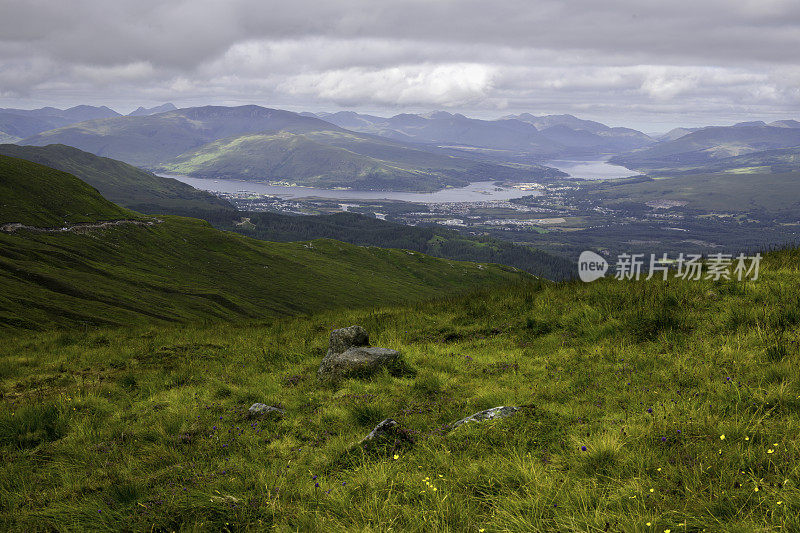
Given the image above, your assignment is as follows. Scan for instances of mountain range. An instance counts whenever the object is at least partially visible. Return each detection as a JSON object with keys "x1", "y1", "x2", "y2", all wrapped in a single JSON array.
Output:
[
  {"x1": 0, "y1": 105, "x2": 121, "y2": 141},
  {"x1": 19, "y1": 105, "x2": 566, "y2": 191},
  {"x1": 610, "y1": 121, "x2": 800, "y2": 172},
  {"x1": 4, "y1": 103, "x2": 799, "y2": 191},
  {"x1": 313, "y1": 110, "x2": 655, "y2": 158}
]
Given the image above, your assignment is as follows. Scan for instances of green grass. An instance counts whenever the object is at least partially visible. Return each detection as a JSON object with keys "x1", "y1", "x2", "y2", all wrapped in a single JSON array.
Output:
[
  {"x1": 2, "y1": 249, "x2": 800, "y2": 530},
  {"x1": 0, "y1": 144, "x2": 233, "y2": 214},
  {"x1": 0, "y1": 154, "x2": 529, "y2": 331},
  {"x1": 0, "y1": 154, "x2": 136, "y2": 226},
  {"x1": 0, "y1": 215, "x2": 529, "y2": 331}
]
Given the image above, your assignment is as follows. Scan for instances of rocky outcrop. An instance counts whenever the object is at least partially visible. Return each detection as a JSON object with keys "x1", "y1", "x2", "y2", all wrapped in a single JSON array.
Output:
[{"x1": 317, "y1": 326, "x2": 403, "y2": 381}]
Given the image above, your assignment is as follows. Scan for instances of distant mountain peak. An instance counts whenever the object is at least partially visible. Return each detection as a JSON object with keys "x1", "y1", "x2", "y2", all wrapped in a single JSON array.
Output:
[
  {"x1": 769, "y1": 119, "x2": 800, "y2": 129},
  {"x1": 127, "y1": 103, "x2": 178, "y2": 117},
  {"x1": 732, "y1": 120, "x2": 768, "y2": 128}
]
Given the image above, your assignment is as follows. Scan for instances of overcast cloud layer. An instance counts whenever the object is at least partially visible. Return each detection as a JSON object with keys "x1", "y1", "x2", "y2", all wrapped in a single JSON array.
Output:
[{"x1": 1, "y1": 0, "x2": 798, "y2": 130}]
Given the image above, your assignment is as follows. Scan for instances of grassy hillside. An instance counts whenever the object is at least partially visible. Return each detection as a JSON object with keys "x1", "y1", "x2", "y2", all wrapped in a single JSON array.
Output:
[
  {"x1": 0, "y1": 216, "x2": 529, "y2": 330},
  {"x1": 0, "y1": 155, "x2": 136, "y2": 227},
  {"x1": 0, "y1": 144, "x2": 232, "y2": 214},
  {"x1": 193, "y1": 209, "x2": 575, "y2": 280},
  {"x1": 158, "y1": 130, "x2": 562, "y2": 192},
  {"x1": 2, "y1": 249, "x2": 800, "y2": 530},
  {"x1": 634, "y1": 146, "x2": 800, "y2": 176}
]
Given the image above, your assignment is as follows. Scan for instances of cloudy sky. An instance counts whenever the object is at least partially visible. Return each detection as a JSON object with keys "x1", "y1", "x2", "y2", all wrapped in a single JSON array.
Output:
[{"x1": 1, "y1": 0, "x2": 798, "y2": 130}]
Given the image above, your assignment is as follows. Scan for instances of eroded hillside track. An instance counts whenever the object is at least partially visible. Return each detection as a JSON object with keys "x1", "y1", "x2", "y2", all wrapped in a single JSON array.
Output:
[{"x1": 0, "y1": 218, "x2": 162, "y2": 234}]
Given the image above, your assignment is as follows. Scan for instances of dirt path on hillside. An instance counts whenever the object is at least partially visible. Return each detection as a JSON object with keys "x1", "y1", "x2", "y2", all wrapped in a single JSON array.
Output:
[{"x1": 0, "y1": 218, "x2": 163, "y2": 234}]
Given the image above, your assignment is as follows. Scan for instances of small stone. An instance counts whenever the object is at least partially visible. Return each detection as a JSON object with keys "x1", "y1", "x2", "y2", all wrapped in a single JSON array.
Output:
[
  {"x1": 361, "y1": 418, "x2": 414, "y2": 446},
  {"x1": 247, "y1": 403, "x2": 285, "y2": 418},
  {"x1": 451, "y1": 406, "x2": 519, "y2": 429},
  {"x1": 210, "y1": 494, "x2": 240, "y2": 504}
]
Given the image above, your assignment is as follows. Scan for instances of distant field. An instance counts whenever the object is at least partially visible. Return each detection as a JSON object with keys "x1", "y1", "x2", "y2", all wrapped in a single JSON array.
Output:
[{"x1": 593, "y1": 171, "x2": 800, "y2": 213}]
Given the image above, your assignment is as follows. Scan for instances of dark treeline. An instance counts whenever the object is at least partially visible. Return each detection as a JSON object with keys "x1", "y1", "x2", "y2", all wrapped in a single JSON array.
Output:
[{"x1": 175, "y1": 208, "x2": 574, "y2": 281}]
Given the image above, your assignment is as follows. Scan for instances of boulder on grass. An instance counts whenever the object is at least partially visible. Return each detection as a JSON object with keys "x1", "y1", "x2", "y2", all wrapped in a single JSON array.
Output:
[
  {"x1": 451, "y1": 406, "x2": 519, "y2": 430},
  {"x1": 361, "y1": 418, "x2": 415, "y2": 448},
  {"x1": 247, "y1": 403, "x2": 285, "y2": 418},
  {"x1": 318, "y1": 326, "x2": 404, "y2": 381},
  {"x1": 327, "y1": 325, "x2": 370, "y2": 356}
]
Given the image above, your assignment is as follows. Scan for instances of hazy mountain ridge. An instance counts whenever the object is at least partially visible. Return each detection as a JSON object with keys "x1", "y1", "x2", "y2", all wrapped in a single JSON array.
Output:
[
  {"x1": 316, "y1": 110, "x2": 654, "y2": 158},
  {"x1": 611, "y1": 122, "x2": 800, "y2": 171},
  {"x1": 0, "y1": 105, "x2": 121, "y2": 140},
  {"x1": 127, "y1": 103, "x2": 178, "y2": 116},
  {"x1": 21, "y1": 105, "x2": 344, "y2": 167}
]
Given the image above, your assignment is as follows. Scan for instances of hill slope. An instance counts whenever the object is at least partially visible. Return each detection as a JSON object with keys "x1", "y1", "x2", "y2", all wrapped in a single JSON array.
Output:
[
  {"x1": 611, "y1": 123, "x2": 800, "y2": 172},
  {"x1": 0, "y1": 155, "x2": 530, "y2": 329},
  {"x1": 637, "y1": 146, "x2": 800, "y2": 176},
  {"x1": 0, "y1": 144, "x2": 232, "y2": 214},
  {"x1": 0, "y1": 154, "x2": 136, "y2": 227},
  {"x1": 0, "y1": 218, "x2": 529, "y2": 330},
  {"x1": 197, "y1": 210, "x2": 575, "y2": 280},
  {"x1": 157, "y1": 130, "x2": 564, "y2": 192},
  {"x1": 2, "y1": 247, "x2": 799, "y2": 530}
]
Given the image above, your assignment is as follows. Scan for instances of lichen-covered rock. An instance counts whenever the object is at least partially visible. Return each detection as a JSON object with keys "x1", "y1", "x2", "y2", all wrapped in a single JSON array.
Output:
[
  {"x1": 361, "y1": 418, "x2": 414, "y2": 448},
  {"x1": 327, "y1": 325, "x2": 369, "y2": 357},
  {"x1": 318, "y1": 325, "x2": 405, "y2": 381},
  {"x1": 362, "y1": 418, "x2": 400, "y2": 442},
  {"x1": 247, "y1": 403, "x2": 285, "y2": 418},
  {"x1": 317, "y1": 346, "x2": 402, "y2": 381},
  {"x1": 451, "y1": 406, "x2": 519, "y2": 429}
]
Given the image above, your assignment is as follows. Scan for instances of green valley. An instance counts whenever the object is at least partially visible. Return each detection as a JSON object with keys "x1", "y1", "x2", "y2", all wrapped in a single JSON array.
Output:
[
  {"x1": 0, "y1": 154, "x2": 531, "y2": 330},
  {"x1": 157, "y1": 129, "x2": 560, "y2": 192}
]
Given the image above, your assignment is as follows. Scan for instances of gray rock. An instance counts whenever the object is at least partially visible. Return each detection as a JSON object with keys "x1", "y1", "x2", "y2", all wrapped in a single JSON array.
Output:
[
  {"x1": 327, "y1": 325, "x2": 369, "y2": 357},
  {"x1": 247, "y1": 403, "x2": 285, "y2": 418},
  {"x1": 451, "y1": 406, "x2": 519, "y2": 429},
  {"x1": 318, "y1": 325, "x2": 403, "y2": 381},
  {"x1": 318, "y1": 346, "x2": 401, "y2": 381},
  {"x1": 360, "y1": 418, "x2": 414, "y2": 447},
  {"x1": 362, "y1": 418, "x2": 399, "y2": 442}
]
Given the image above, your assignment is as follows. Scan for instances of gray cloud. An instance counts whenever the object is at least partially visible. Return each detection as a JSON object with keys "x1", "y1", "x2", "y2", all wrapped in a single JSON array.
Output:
[{"x1": 0, "y1": 0, "x2": 798, "y2": 129}]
